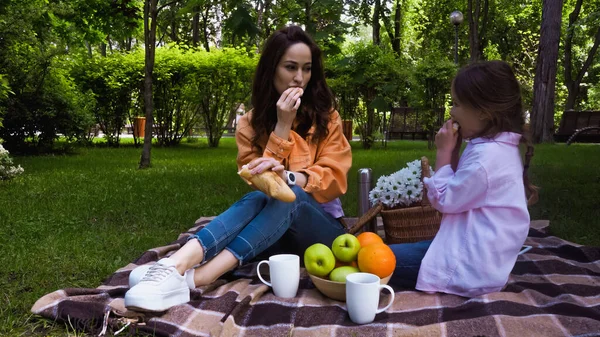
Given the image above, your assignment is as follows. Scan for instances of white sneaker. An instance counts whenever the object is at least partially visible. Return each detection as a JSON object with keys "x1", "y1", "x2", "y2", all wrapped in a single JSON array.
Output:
[
  {"x1": 129, "y1": 264, "x2": 196, "y2": 289},
  {"x1": 124, "y1": 258, "x2": 190, "y2": 312}
]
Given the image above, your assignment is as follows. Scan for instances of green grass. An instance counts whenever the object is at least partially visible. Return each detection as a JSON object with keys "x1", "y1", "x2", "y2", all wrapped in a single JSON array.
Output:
[{"x1": 1, "y1": 138, "x2": 598, "y2": 336}]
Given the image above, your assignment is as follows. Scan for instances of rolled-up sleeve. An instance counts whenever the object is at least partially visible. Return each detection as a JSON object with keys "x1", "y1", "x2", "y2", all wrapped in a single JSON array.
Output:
[
  {"x1": 263, "y1": 132, "x2": 294, "y2": 162},
  {"x1": 297, "y1": 114, "x2": 352, "y2": 203},
  {"x1": 235, "y1": 119, "x2": 258, "y2": 171},
  {"x1": 424, "y1": 163, "x2": 488, "y2": 214}
]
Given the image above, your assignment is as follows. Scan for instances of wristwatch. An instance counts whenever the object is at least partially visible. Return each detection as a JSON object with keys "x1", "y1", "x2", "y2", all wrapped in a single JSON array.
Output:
[{"x1": 284, "y1": 170, "x2": 296, "y2": 186}]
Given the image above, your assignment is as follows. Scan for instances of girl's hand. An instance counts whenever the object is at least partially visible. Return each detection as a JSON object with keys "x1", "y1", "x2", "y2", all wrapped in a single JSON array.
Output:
[
  {"x1": 246, "y1": 157, "x2": 285, "y2": 180},
  {"x1": 276, "y1": 87, "x2": 303, "y2": 127},
  {"x1": 435, "y1": 119, "x2": 459, "y2": 154}
]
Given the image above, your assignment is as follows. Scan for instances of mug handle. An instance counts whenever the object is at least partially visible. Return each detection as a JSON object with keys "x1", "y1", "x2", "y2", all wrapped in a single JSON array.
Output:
[
  {"x1": 375, "y1": 284, "x2": 395, "y2": 314},
  {"x1": 256, "y1": 260, "x2": 272, "y2": 287}
]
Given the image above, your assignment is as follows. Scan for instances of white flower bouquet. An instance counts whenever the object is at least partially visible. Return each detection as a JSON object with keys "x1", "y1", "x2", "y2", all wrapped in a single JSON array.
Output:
[
  {"x1": 0, "y1": 143, "x2": 24, "y2": 180},
  {"x1": 368, "y1": 159, "x2": 434, "y2": 208}
]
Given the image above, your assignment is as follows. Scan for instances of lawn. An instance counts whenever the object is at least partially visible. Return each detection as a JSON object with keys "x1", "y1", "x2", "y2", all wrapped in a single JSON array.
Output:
[{"x1": 1, "y1": 138, "x2": 598, "y2": 336}]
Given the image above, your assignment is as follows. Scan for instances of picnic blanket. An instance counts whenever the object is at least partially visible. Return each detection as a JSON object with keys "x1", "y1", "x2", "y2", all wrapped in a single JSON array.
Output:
[{"x1": 32, "y1": 218, "x2": 600, "y2": 337}]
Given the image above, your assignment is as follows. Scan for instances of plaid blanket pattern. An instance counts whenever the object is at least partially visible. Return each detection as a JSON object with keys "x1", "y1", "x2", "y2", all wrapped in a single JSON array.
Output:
[{"x1": 31, "y1": 218, "x2": 600, "y2": 337}]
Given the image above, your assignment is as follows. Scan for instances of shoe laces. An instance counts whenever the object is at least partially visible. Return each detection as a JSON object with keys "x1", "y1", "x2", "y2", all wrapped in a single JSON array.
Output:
[{"x1": 140, "y1": 263, "x2": 175, "y2": 283}]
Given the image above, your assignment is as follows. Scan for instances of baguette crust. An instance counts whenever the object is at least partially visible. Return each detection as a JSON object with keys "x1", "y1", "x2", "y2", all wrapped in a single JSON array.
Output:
[{"x1": 238, "y1": 166, "x2": 296, "y2": 202}]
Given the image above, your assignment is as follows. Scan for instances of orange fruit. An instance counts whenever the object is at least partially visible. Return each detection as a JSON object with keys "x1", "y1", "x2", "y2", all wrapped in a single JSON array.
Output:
[
  {"x1": 356, "y1": 232, "x2": 384, "y2": 247},
  {"x1": 335, "y1": 259, "x2": 358, "y2": 268},
  {"x1": 357, "y1": 242, "x2": 396, "y2": 278}
]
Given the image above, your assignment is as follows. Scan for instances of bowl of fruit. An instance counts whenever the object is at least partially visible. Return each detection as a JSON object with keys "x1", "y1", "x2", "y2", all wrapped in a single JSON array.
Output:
[{"x1": 304, "y1": 232, "x2": 396, "y2": 301}]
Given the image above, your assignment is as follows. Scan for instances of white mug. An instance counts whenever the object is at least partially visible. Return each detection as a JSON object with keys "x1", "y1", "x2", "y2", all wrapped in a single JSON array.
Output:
[
  {"x1": 256, "y1": 254, "x2": 300, "y2": 298},
  {"x1": 346, "y1": 272, "x2": 395, "y2": 324}
]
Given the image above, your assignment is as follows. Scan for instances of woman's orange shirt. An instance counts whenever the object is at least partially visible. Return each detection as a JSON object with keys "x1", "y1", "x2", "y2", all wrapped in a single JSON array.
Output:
[{"x1": 235, "y1": 110, "x2": 352, "y2": 203}]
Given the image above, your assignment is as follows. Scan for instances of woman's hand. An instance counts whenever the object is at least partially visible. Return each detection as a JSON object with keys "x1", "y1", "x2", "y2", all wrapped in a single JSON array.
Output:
[
  {"x1": 275, "y1": 87, "x2": 303, "y2": 129},
  {"x1": 273, "y1": 87, "x2": 303, "y2": 140},
  {"x1": 246, "y1": 157, "x2": 286, "y2": 180}
]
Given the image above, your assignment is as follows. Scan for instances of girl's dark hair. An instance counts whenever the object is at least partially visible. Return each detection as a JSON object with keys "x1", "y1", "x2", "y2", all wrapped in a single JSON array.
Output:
[
  {"x1": 452, "y1": 60, "x2": 538, "y2": 205},
  {"x1": 250, "y1": 25, "x2": 335, "y2": 151}
]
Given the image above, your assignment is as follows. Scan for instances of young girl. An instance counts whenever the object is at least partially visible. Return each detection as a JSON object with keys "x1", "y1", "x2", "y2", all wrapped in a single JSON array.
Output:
[{"x1": 389, "y1": 60, "x2": 538, "y2": 297}]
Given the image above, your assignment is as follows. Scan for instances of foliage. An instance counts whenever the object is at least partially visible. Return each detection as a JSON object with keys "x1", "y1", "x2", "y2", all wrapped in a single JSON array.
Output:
[
  {"x1": 69, "y1": 47, "x2": 256, "y2": 148},
  {"x1": 411, "y1": 55, "x2": 457, "y2": 148},
  {"x1": 0, "y1": 0, "x2": 98, "y2": 152},
  {"x1": 1, "y1": 0, "x2": 599, "y2": 152},
  {"x1": 72, "y1": 52, "x2": 144, "y2": 147},
  {"x1": 152, "y1": 47, "x2": 199, "y2": 146},
  {"x1": 328, "y1": 42, "x2": 411, "y2": 149},
  {"x1": 188, "y1": 47, "x2": 257, "y2": 147},
  {"x1": 0, "y1": 59, "x2": 96, "y2": 153}
]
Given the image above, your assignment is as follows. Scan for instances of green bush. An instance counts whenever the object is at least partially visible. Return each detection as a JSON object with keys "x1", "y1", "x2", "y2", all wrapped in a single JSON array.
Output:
[
  {"x1": 187, "y1": 48, "x2": 257, "y2": 147},
  {"x1": 0, "y1": 58, "x2": 95, "y2": 153},
  {"x1": 152, "y1": 47, "x2": 199, "y2": 146},
  {"x1": 72, "y1": 52, "x2": 143, "y2": 147}
]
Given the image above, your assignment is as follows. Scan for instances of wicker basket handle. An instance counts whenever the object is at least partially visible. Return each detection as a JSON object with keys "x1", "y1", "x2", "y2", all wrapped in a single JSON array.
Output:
[
  {"x1": 348, "y1": 203, "x2": 382, "y2": 234},
  {"x1": 420, "y1": 156, "x2": 432, "y2": 206}
]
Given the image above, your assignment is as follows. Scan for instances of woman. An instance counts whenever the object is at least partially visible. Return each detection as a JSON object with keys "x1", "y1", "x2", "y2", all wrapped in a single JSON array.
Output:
[{"x1": 124, "y1": 25, "x2": 352, "y2": 312}]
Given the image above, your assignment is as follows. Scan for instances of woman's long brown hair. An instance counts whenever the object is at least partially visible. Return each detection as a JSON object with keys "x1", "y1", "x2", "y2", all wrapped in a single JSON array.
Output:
[{"x1": 250, "y1": 25, "x2": 336, "y2": 152}]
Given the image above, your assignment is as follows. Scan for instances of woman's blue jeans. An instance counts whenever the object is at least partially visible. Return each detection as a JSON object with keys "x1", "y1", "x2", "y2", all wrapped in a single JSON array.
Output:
[
  {"x1": 189, "y1": 185, "x2": 346, "y2": 264},
  {"x1": 389, "y1": 239, "x2": 432, "y2": 289}
]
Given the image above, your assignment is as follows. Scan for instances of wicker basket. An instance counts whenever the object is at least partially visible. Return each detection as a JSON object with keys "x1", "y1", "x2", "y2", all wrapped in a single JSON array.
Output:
[{"x1": 349, "y1": 157, "x2": 442, "y2": 244}]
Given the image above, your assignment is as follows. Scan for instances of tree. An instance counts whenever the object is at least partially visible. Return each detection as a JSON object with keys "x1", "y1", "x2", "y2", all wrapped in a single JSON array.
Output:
[
  {"x1": 373, "y1": 0, "x2": 382, "y2": 45},
  {"x1": 563, "y1": 0, "x2": 600, "y2": 110},
  {"x1": 139, "y1": 0, "x2": 160, "y2": 169},
  {"x1": 531, "y1": 0, "x2": 563, "y2": 143},
  {"x1": 347, "y1": 0, "x2": 405, "y2": 55},
  {"x1": 467, "y1": 0, "x2": 489, "y2": 62}
]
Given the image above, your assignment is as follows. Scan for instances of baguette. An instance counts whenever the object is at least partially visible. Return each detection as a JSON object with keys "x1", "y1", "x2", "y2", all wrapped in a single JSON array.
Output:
[
  {"x1": 238, "y1": 166, "x2": 296, "y2": 202},
  {"x1": 452, "y1": 122, "x2": 460, "y2": 134}
]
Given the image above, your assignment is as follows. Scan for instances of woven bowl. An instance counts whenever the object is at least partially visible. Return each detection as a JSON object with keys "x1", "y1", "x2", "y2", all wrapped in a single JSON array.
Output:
[{"x1": 308, "y1": 273, "x2": 392, "y2": 302}]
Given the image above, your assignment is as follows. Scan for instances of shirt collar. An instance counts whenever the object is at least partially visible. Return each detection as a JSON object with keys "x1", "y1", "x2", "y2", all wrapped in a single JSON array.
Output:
[{"x1": 469, "y1": 132, "x2": 522, "y2": 146}]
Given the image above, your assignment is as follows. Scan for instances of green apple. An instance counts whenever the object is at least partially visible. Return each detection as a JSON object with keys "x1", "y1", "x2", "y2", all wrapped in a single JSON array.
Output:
[
  {"x1": 304, "y1": 243, "x2": 336, "y2": 278},
  {"x1": 331, "y1": 234, "x2": 361, "y2": 263},
  {"x1": 329, "y1": 266, "x2": 360, "y2": 283}
]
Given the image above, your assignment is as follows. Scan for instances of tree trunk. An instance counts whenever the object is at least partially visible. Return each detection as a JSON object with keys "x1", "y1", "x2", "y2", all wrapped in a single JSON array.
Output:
[
  {"x1": 256, "y1": 0, "x2": 264, "y2": 52},
  {"x1": 170, "y1": 17, "x2": 178, "y2": 42},
  {"x1": 531, "y1": 0, "x2": 563, "y2": 143},
  {"x1": 100, "y1": 42, "x2": 107, "y2": 57},
  {"x1": 391, "y1": 0, "x2": 401, "y2": 55},
  {"x1": 478, "y1": 0, "x2": 489, "y2": 59},
  {"x1": 373, "y1": 0, "x2": 381, "y2": 45},
  {"x1": 139, "y1": 0, "x2": 159, "y2": 169},
  {"x1": 192, "y1": 10, "x2": 200, "y2": 47},
  {"x1": 264, "y1": 0, "x2": 272, "y2": 38},
  {"x1": 381, "y1": 0, "x2": 401, "y2": 54},
  {"x1": 107, "y1": 35, "x2": 113, "y2": 54},
  {"x1": 85, "y1": 40, "x2": 92, "y2": 57},
  {"x1": 564, "y1": 0, "x2": 600, "y2": 110},
  {"x1": 304, "y1": 0, "x2": 314, "y2": 37},
  {"x1": 467, "y1": 0, "x2": 480, "y2": 62},
  {"x1": 202, "y1": 7, "x2": 210, "y2": 52}
]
